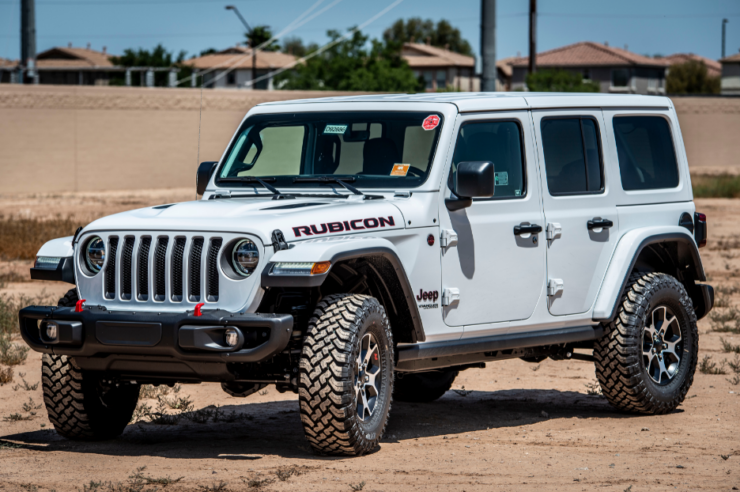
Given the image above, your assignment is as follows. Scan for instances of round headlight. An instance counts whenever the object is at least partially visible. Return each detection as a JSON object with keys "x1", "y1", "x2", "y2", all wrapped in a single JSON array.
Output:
[
  {"x1": 84, "y1": 236, "x2": 106, "y2": 274},
  {"x1": 232, "y1": 239, "x2": 259, "y2": 277}
]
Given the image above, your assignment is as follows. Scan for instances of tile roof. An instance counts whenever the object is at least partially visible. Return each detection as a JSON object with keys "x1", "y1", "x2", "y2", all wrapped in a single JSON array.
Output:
[
  {"x1": 183, "y1": 47, "x2": 297, "y2": 70},
  {"x1": 663, "y1": 53, "x2": 721, "y2": 77},
  {"x1": 0, "y1": 57, "x2": 18, "y2": 68},
  {"x1": 401, "y1": 43, "x2": 475, "y2": 68},
  {"x1": 35, "y1": 47, "x2": 116, "y2": 68},
  {"x1": 496, "y1": 56, "x2": 520, "y2": 78},
  {"x1": 721, "y1": 52, "x2": 740, "y2": 63},
  {"x1": 511, "y1": 41, "x2": 669, "y2": 68}
]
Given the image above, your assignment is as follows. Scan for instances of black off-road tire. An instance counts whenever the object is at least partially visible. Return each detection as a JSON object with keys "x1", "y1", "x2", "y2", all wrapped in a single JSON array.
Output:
[
  {"x1": 42, "y1": 289, "x2": 140, "y2": 441},
  {"x1": 594, "y1": 272, "x2": 698, "y2": 414},
  {"x1": 299, "y1": 294, "x2": 394, "y2": 456},
  {"x1": 394, "y1": 370, "x2": 458, "y2": 403}
]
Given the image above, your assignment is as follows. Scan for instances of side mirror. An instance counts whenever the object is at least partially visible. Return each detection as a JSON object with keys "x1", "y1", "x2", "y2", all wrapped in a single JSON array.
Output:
[
  {"x1": 446, "y1": 161, "x2": 494, "y2": 211},
  {"x1": 197, "y1": 161, "x2": 218, "y2": 196}
]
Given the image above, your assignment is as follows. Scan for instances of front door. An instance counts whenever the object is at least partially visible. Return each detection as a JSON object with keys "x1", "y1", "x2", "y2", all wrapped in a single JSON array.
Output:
[
  {"x1": 440, "y1": 111, "x2": 546, "y2": 330},
  {"x1": 531, "y1": 109, "x2": 619, "y2": 316}
]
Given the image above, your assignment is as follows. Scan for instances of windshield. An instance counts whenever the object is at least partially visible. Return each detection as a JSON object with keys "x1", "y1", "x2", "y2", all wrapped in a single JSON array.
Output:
[{"x1": 217, "y1": 111, "x2": 444, "y2": 190}]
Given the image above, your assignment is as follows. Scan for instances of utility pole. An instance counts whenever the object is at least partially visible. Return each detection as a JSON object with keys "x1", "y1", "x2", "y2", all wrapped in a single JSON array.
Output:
[
  {"x1": 20, "y1": 0, "x2": 37, "y2": 84},
  {"x1": 722, "y1": 19, "x2": 728, "y2": 59},
  {"x1": 528, "y1": 0, "x2": 537, "y2": 76},
  {"x1": 226, "y1": 5, "x2": 256, "y2": 89},
  {"x1": 480, "y1": 0, "x2": 496, "y2": 92}
]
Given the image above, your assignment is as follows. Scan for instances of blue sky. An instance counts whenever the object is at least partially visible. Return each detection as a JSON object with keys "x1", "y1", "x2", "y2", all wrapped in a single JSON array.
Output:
[{"x1": 1, "y1": 0, "x2": 739, "y2": 64}]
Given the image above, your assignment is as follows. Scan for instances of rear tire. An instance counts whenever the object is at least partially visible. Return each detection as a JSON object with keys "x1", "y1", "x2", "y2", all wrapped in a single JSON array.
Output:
[
  {"x1": 394, "y1": 370, "x2": 458, "y2": 402},
  {"x1": 594, "y1": 272, "x2": 698, "y2": 414},
  {"x1": 299, "y1": 294, "x2": 394, "y2": 456},
  {"x1": 42, "y1": 289, "x2": 140, "y2": 441}
]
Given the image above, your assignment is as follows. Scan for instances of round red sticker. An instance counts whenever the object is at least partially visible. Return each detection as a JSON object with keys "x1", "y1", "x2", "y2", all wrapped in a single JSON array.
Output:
[{"x1": 422, "y1": 115, "x2": 440, "y2": 131}]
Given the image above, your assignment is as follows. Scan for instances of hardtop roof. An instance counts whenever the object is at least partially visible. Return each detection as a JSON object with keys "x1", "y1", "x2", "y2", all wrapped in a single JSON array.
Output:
[{"x1": 257, "y1": 92, "x2": 672, "y2": 112}]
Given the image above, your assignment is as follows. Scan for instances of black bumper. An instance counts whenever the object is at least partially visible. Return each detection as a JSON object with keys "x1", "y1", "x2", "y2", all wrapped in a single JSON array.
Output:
[{"x1": 19, "y1": 305, "x2": 293, "y2": 381}]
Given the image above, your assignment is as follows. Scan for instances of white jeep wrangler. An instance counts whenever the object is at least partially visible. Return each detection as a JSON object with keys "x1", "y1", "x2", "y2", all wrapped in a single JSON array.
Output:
[{"x1": 21, "y1": 93, "x2": 713, "y2": 456}]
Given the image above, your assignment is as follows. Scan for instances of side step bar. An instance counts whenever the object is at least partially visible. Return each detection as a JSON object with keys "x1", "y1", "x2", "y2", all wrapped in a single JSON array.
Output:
[{"x1": 395, "y1": 325, "x2": 603, "y2": 372}]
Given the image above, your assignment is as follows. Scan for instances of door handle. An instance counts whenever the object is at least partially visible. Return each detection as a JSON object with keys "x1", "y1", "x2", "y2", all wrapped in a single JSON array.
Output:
[
  {"x1": 587, "y1": 218, "x2": 614, "y2": 230},
  {"x1": 514, "y1": 223, "x2": 543, "y2": 236}
]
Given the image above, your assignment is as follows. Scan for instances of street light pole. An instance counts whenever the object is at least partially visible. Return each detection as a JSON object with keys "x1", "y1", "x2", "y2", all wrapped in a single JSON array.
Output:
[
  {"x1": 722, "y1": 19, "x2": 728, "y2": 59},
  {"x1": 225, "y1": 5, "x2": 256, "y2": 89}
]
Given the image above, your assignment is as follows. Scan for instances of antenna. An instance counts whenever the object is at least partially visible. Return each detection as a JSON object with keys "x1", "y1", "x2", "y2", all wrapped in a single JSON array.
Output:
[{"x1": 196, "y1": 74, "x2": 203, "y2": 200}]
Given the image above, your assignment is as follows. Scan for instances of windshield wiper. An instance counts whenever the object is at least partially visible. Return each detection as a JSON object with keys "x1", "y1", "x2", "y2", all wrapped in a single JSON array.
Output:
[
  {"x1": 293, "y1": 176, "x2": 364, "y2": 196},
  {"x1": 218, "y1": 176, "x2": 282, "y2": 195}
]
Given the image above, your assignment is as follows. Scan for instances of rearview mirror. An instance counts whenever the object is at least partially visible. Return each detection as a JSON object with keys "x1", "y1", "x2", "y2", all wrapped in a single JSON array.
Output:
[
  {"x1": 446, "y1": 161, "x2": 494, "y2": 211},
  {"x1": 197, "y1": 161, "x2": 218, "y2": 196}
]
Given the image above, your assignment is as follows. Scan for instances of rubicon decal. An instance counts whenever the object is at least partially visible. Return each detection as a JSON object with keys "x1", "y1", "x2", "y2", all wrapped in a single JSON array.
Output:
[{"x1": 293, "y1": 216, "x2": 396, "y2": 237}]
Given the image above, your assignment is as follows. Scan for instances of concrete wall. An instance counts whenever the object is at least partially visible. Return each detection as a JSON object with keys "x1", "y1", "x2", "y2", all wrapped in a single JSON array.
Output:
[{"x1": 0, "y1": 85, "x2": 738, "y2": 194}]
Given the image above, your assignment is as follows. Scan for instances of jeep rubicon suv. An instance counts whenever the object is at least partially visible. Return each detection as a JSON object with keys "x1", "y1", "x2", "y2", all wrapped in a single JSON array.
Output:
[{"x1": 20, "y1": 93, "x2": 713, "y2": 456}]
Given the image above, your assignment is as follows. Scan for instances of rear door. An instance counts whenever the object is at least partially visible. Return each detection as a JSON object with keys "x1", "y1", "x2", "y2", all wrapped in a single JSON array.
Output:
[
  {"x1": 531, "y1": 109, "x2": 620, "y2": 316},
  {"x1": 440, "y1": 111, "x2": 546, "y2": 331}
]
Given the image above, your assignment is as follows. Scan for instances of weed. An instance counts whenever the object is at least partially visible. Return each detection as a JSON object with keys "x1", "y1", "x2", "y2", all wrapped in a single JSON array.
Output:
[
  {"x1": 0, "y1": 215, "x2": 86, "y2": 261},
  {"x1": 4, "y1": 413, "x2": 32, "y2": 422},
  {"x1": 130, "y1": 402, "x2": 153, "y2": 423},
  {"x1": 0, "y1": 334, "x2": 30, "y2": 366},
  {"x1": 81, "y1": 481, "x2": 104, "y2": 492},
  {"x1": 728, "y1": 355, "x2": 740, "y2": 373},
  {"x1": 728, "y1": 375, "x2": 740, "y2": 385},
  {"x1": 721, "y1": 454, "x2": 730, "y2": 460},
  {"x1": 350, "y1": 481, "x2": 366, "y2": 491},
  {"x1": 19, "y1": 484, "x2": 39, "y2": 492},
  {"x1": 699, "y1": 355, "x2": 728, "y2": 375},
  {"x1": 585, "y1": 381, "x2": 603, "y2": 396},
  {"x1": 709, "y1": 306, "x2": 740, "y2": 334},
  {"x1": 0, "y1": 440, "x2": 22, "y2": 450},
  {"x1": 138, "y1": 383, "x2": 181, "y2": 399},
  {"x1": 21, "y1": 397, "x2": 41, "y2": 412},
  {"x1": 258, "y1": 388, "x2": 269, "y2": 396},
  {"x1": 0, "y1": 366, "x2": 12, "y2": 385},
  {"x1": 530, "y1": 364, "x2": 541, "y2": 372},
  {"x1": 721, "y1": 338, "x2": 740, "y2": 354},
  {"x1": 199, "y1": 481, "x2": 229, "y2": 492},
  {"x1": 274, "y1": 465, "x2": 314, "y2": 482},
  {"x1": 159, "y1": 395, "x2": 193, "y2": 411},
  {"x1": 12, "y1": 373, "x2": 39, "y2": 391},
  {"x1": 452, "y1": 386, "x2": 471, "y2": 397}
]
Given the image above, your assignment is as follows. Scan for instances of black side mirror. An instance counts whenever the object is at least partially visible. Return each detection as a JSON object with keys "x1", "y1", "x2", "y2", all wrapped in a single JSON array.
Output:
[
  {"x1": 446, "y1": 161, "x2": 494, "y2": 211},
  {"x1": 197, "y1": 161, "x2": 218, "y2": 196}
]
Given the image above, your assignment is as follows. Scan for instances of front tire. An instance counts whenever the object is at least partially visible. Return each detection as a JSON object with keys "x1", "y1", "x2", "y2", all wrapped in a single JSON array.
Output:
[
  {"x1": 299, "y1": 294, "x2": 394, "y2": 456},
  {"x1": 42, "y1": 289, "x2": 140, "y2": 440},
  {"x1": 394, "y1": 370, "x2": 458, "y2": 402},
  {"x1": 594, "y1": 272, "x2": 698, "y2": 414}
]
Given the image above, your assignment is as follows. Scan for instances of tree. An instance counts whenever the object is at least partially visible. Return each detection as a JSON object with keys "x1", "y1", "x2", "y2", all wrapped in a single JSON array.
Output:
[
  {"x1": 275, "y1": 29, "x2": 423, "y2": 92},
  {"x1": 666, "y1": 60, "x2": 720, "y2": 94},
  {"x1": 281, "y1": 36, "x2": 318, "y2": 58},
  {"x1": 383, "y1": 18, "x2": 473, "y2": 56},
  {"x1": 246, "y1": 26, "x2": 279, "y2": 51},
  {"x1": 525, "y1": 69, "x2": 600, "y2": 92},
  {"x1": 109, "y1": 44, "x2": 187, "y2": 87}
]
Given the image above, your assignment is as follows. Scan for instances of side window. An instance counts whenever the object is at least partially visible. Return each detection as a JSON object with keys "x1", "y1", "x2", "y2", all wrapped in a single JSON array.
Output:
[
  {"x1": 541, "y1": 117, "x2": 604, "y2": 195},
  {"x1": 613, "y1": 116, "x2": 679, "y2": 191},
  {"x1": 449, "y1": 120, "x2": 526, "y2": 199}
]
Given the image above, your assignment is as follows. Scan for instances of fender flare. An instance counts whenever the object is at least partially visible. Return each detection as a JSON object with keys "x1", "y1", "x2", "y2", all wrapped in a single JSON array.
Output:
[
  {"x1": 592, "y1": 227, "x2": 705, "y2": 322},
  {"x1": 261, "y1": 237, "x2": 425, "y2": 342}
]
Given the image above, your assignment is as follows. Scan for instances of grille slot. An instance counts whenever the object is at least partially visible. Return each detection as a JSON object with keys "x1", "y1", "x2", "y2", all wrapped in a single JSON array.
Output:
[
  {"x1": 154, "y1": 237, "x2": 169, "y2": 302},
  {"x1": 206, "y1": 238, "x2": 222, "y2": 302},
  {"x1": 171, "y1": 237, "x2": 186, "y2": 302},
  {"x1": 121, "y1": 237, "x2": 134, "y2": 300},
  {"x1": 104, "y1": 237, "x2": 119, "y2": 299},
  {"x1": 137, "y1": 237, "x2": 152, "y2": 300},
  {"x1": 189, "y1": 238, "x2": 204, "y2": 302}
]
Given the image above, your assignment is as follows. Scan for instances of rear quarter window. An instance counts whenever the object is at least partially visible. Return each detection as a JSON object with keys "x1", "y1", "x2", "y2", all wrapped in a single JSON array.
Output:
[{"x1": 613, "y1": 116, "x2": 679, "y2": 191}]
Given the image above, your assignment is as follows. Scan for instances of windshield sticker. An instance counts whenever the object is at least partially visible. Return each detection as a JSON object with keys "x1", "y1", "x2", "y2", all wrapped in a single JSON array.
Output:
[
  {"x1": 323, "y1": 124, "x2": 348, "y2": 135},
  {"x1": 495, "y1": 171, "x2": 509, "y2": 186},
  {"x1": 422, "y1": 115, "x2": 440, "y2": 131},
  {"x1": 390, "y1": 164, "x2": 410, "y2": 176}
]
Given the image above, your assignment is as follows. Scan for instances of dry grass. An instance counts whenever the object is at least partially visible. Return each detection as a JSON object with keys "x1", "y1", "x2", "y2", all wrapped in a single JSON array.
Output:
[
  {"x1": 692, "y1": 174, "x2": 740, "y2": 199},
  {"x1": 0, "y1": 215, "x2": 86, "y2": 261},
  {"x1": 0, "y1": 366, "x2": 12, "y2": 385},
  {"x1": 699, "y1": 355, "x2": 728, "y2": 375}
]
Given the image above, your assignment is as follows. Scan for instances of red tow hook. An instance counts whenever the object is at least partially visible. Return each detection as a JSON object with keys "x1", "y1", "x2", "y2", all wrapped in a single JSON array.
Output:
[
  {"x1": 74, "y1": 299, "x2": 86, "y2": 313},
  {"x1": 194, "y1": 302, "x2": 205, "y2": 317}
]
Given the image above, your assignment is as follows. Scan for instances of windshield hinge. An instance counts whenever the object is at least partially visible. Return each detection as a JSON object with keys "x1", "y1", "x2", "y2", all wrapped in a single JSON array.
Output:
[
  {"x1": 213, "y1": 190, "x2": 231, "y2": 199},
  {"x1": 546, "y1": 222, "x2": 562, "y2": 241},
  {"x1": 440, "y1": 229, "x2": 458, "y2": 248},
  {"x1": 394, "y1": 191, "x2": 411, "y2": 198},
  {"x1": 271, "y1": 230, "x2": 289, "y2": 252}
]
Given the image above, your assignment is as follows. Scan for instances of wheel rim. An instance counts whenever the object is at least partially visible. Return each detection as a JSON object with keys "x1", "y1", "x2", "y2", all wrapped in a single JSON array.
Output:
[
  {"x1": 354, "y1": 332, "x2": 382, "y2": 422},
  {"x1": 642, "y1": 305, "x2": 683, "y2": 385}
]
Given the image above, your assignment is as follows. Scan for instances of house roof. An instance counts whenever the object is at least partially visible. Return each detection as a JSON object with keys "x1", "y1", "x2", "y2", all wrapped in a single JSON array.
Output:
[
  {"x1": 720, "y1": 52, "x2": 740, "y2": 63},
  {"x1": 511, "y1": 41, "x2": 668, "y2": 68},
  {"x1": 35, "y1": 47, "x2": 116, "y2": 68},
  {"x1": 663, "y1": 53, "x2": 721, "y2": 77},
  {"x1": 401, "y1": 43, "x2": 475, "y2": 68},
  {"x1": 496, "y1": 56, "x2": 520, "y2": 78},
  {"x1": 183, "y1": 46, "x2": 298, "y2": 70},
  {"x1": 0, "y1": 57, "x2": 18, "y2": 68}
]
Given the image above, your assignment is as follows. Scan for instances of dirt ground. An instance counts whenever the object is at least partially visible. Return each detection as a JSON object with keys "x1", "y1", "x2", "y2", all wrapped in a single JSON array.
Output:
[{"x1": 0, "y1": 192, "x2": 738, "y2": 491}]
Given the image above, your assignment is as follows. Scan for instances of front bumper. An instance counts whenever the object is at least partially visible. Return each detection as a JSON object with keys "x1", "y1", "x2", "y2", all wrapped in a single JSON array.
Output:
[{"x1": 19, "y1": 305, "x2": 293, "y2": 381}]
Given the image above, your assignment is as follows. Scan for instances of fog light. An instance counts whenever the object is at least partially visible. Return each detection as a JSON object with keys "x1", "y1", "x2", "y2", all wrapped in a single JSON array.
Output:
[
  {"x1": 45, "y1": 321, "x2": 58, "y2": 341},
  {"x1": 224, "y1": 328, "x2": 239, "y2": 348}
]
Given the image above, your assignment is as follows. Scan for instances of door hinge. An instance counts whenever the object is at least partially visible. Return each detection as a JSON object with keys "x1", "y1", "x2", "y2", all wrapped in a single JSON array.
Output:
[
  {"x1": 546, "y1": 222, "x2": 562, "y2": 241},
  {"x1": 441, "y1": 287, "x2": 460, "y2": 306},
  {"x1": 440, "y1": 229, "x2": 458, "y2": 248},
  {"x1": 547, "y1": 278, "x2": 564, "y2": 297}
]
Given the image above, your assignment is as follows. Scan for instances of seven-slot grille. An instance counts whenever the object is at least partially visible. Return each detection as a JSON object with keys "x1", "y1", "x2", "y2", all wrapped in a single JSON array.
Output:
[{"x1": 105, "y1": 235, "x2": 223, "y2": 304}]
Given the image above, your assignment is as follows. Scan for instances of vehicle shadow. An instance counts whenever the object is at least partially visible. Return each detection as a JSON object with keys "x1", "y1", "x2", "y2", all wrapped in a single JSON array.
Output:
[{"x1": 1, "y1": 388, "x2": 637, "y2": 460}]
